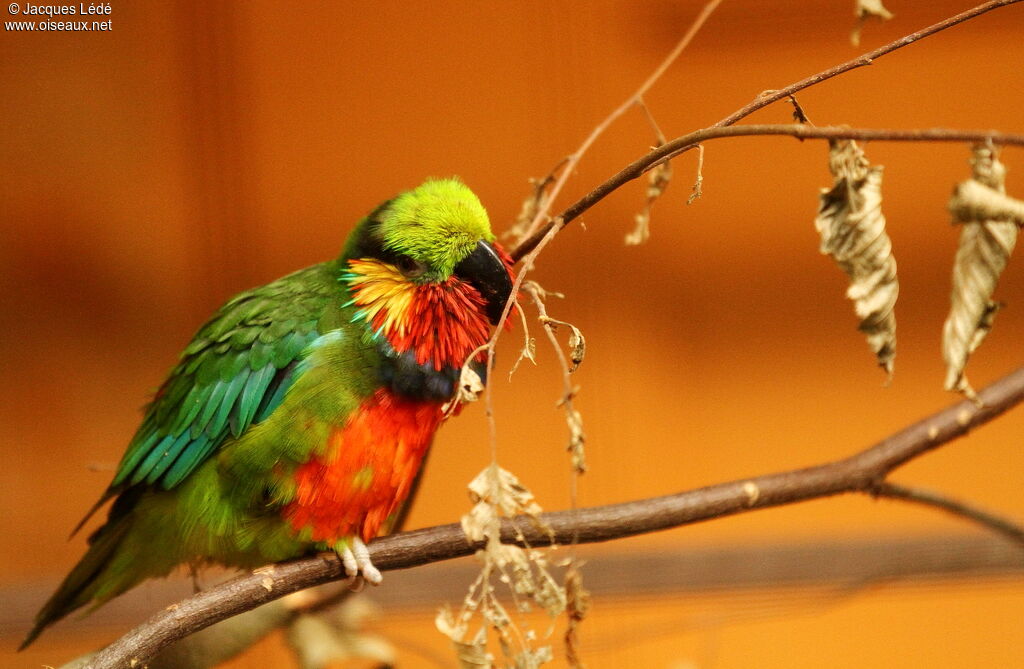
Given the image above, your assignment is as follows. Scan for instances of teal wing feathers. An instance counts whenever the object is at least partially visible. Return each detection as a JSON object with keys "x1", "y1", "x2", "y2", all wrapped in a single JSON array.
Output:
[{"x1": 111, "y1": 263, "x2": 337, "y2": 491}]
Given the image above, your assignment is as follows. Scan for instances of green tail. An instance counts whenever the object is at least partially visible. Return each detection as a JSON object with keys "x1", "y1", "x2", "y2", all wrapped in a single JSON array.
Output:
[{"x1": 21, "y1": 503, "x2": 138, "y2": 650}]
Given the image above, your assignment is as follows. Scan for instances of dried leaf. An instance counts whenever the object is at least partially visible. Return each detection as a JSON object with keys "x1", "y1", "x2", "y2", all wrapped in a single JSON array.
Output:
[
  {"x1": 467, "y1": 465, "x2": 545, "y2": 520},
  {"x1": 437, "y1": 607, "x2": 492, "y2": 669},
  {"x1": 851, "y1": 0, "x2": 893, "y2": 46},
  {"x1": 463, "y1": 465, "x2": 548, "y2": 548},
  {"x1": 457, "y1": 364, "x2": 486, "y2": 403},
  {"x1": 950, "y1": 179, "x2": 1024, "y2": 226},
  {"x1": 453, "y1": 465, "x2": 563, "y2": 667},
  {"x1": 513, "y1": 645, "x2": 554, "y2": 669},
  {"x1": 565, "y1": 326, "x2": 586, "y2": 372},
  {"x1": 788, "y1": 95, "x2": 811, "y2": 125},
  {"x1": 815, "y1": 139, "x2": 899, "y2": 378},
  {"x1": 564, "y1": 565, "x2": 591, "y2": 669},
  {"x1": 564, "y1": 406, "x2": 586, "y2": 474},
  {"x1": 942, "y1": 144, "x2": 1018, "y2": 399},
  {"x1": 462, "y1": 500, "x2": 498, "y2": 544},
  {"x1": 625, "y1": 159, "x2": 672, "y2": 245},
  {"x1": 540, "y1": 317, "x2": 586, "y2": 373},
  {"x1": 534, "y1": 566, "x2": 568, "y2": 618}
]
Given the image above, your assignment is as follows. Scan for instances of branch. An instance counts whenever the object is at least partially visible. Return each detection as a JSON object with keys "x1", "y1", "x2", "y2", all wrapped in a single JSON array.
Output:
[
  {"x1": 511, "y1": 121, "x2": 1024, "y2": 261},
  {"x1": 875, "y1": 481, "x2": 1024, "y2": 545},
  {"x1": 84, "y1": 365, "x2": 1024, "y2": 668},
  {"x1": 78, "y1": 6, "x2": 1024, "y2": 667},
  {"x1": 511, "y1": 0, "x2": 1024, "y2": 260},
  {"x1": 712, "y1": 0, "x2": 1023, "y2": 128},
  {"x1": 514, "y1": 0, "x2": 724, "y2": 244},
  {"x1": 511, "y1": 123, "x2": 1024, "y2": 261}
]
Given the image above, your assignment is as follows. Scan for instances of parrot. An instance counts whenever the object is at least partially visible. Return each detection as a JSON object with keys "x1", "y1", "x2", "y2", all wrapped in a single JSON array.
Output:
[{"x1": 21, "y1": 177, "x2": 515, "y2": 649}]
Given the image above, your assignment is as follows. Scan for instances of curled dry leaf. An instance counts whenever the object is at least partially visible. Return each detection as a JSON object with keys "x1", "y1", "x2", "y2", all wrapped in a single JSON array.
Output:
[
  {"x1": 542, "y1": 318, "x2": 587, "y2": 373},
  {"x1": 458, "y1": 364, "x2": 486, "y2": 403},
  {"x1": 787, "y1": 94, "x2": 811, "y2": 125},
  {"x1": 443, "y1": 347, "x2": 490, "y2": 417},
  {"x1": 563, "y1": 564, "x2": 591, "y2": 669},
  {"x1": 851, "y1": 0, "x2": 893, "y2": 46},
  {"x1": 950, "y1": 179, "x2": 1024, "y2": 227},
  {"x1": 466, "y1": 464, "x2": 546, "y2": 527},
  {"x1": 942, "y1": 144, "x2": 1019, "y2": 399},
  {"x1": 815, "y1": 139, "x2": 899, "y2": 379},
  {"x1": 566, "y1": 327, "x2": 586, "y2": 372}
]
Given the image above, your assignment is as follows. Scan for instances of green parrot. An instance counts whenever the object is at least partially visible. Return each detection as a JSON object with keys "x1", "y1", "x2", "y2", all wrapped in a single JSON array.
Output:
[{"x1": 22, "y1": 177, "x2": 515, "y2": 649}]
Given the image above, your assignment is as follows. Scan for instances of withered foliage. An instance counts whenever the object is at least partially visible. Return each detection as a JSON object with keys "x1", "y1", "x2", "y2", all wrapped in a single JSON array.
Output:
[
  {"x1": 851, "y1": 0, "x2": 893, "y2": 46},
  {"x1": 815, "y1": 139, "x2": 899, "y2": 379},
  {"x1": 943, "y1": 144, "x2": 1022, "y2": 399},
  {"x1": 438, "y1": 465, "x2": 566, "y2": 668}
]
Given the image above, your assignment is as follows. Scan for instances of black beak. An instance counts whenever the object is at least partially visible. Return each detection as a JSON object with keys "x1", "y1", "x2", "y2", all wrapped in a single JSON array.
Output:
[{"x1": 454, "y1": 240, "x2": 513, "y2": 325}]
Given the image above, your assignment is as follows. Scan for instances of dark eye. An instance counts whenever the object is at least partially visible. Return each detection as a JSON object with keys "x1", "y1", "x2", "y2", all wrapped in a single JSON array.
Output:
[{"x1": 395, "y1": 255, "x2": 427, "y2": 278}]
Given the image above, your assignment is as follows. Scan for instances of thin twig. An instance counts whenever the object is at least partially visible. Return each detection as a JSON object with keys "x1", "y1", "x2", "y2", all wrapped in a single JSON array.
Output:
[
  {"x1": 522, "y1": 280, "x2": 588, "y2": 664},
  {"x1": 512, "y1": 123, "x2": 1024, "y2": 261},
  {"x1": 523, "y1": 281, "x2": 585, "y2": 474},
  {"x1": 688, "y1": 143, "x2": 705, "y2": 204},
  {"x1": 83, "y1": 365, "x2": 1024, "y2": 669},
  {"x1": 511, "y1": 0, "x2": 1024, "y2": 261},
  {"x1": 875, "y1": 481, "x2": 1024, "y2": 545},
  {"x1": 506, "y1": 157, "x2": 570, "y2": 241},
  {"x1": 515, "y1": 0, "x2": 724, "y2": 244},
  {"x1": 714, "y1": 0, "x2": 1022, "y2": 129}
]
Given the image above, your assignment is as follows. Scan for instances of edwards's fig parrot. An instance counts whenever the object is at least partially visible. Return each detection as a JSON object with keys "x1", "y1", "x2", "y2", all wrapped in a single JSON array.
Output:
[{"x1": 23, "y1": 178, "x2": 515, "y2": 648}]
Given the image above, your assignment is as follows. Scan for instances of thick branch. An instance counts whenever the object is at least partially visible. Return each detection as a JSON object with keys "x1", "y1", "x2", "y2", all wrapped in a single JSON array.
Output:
[
  {"x1": 512, "y1": 122, "x2": 1024, "y2": 261},
  {"x1": 85, "y1": 365, "x2": 1024, "y2": 668}
]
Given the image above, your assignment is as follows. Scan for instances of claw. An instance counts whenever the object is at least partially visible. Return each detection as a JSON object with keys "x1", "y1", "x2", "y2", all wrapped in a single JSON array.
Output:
[
  {"x1": 337, "y1": 536, "x2": 383, "y2": 586},
  {"x1": 340, "y1": 544, "x2": 359, "y2": 576}
]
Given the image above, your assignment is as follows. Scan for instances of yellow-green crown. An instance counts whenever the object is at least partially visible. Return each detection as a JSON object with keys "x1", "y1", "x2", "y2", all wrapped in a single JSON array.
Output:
[{"x1": 378, "y1": 178, "x2": 494, "y2": 276}]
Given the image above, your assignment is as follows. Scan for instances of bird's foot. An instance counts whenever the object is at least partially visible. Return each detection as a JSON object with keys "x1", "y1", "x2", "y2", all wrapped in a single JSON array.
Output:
[{"x1": 337, "y1": 536, "x2": 382, "y2": 587}]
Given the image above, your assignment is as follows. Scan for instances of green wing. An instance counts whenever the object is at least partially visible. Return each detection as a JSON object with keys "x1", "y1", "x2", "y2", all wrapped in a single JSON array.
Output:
[{"x1": 111, "y1": 263, "x2": 337, "y2": 491}]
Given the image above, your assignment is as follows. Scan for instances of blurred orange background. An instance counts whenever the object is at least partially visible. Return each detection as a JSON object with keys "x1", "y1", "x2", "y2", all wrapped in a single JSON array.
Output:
[{"x1": 3, "y1": 1, "x2": 1024, "y2": 667}]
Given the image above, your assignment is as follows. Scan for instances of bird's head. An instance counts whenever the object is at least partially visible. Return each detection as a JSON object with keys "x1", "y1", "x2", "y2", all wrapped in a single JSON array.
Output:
[{"x1": 340, "y1": 178, "x2": 515, "y2": 371}]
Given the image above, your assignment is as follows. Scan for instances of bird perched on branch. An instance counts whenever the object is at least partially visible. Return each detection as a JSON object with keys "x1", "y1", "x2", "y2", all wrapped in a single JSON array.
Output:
[{"x1": 22, "y1": 178, "x2": 515, "y2": 649}]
